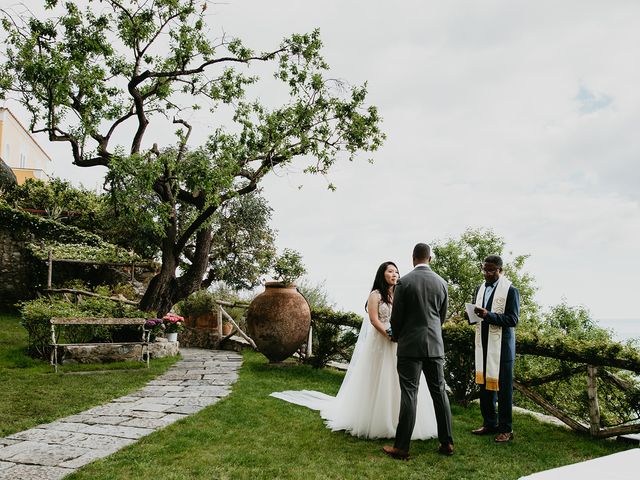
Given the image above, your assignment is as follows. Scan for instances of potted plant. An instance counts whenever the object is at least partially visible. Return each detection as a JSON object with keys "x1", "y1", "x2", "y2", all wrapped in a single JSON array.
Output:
[
  {"x1": 178, "y1": 289, "x2": 234, "y2": 334},
  {"x1": 246, "y1": 249, "x2": 311, "y2": 362},
  {"x1": 163, "y1": 313, "x2": 185, "y2": 342},
  {"x1": 144, "y1": 318, "x2": 165, "y2": 341},
  {"x1": 272, "y1": 248, "x2": 307, "y2": 286}
]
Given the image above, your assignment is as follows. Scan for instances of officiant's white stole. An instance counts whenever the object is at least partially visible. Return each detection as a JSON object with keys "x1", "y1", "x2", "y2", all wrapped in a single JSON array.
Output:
[{"x1": 474, "y1": 276, "x2": 512, "y2": 391}]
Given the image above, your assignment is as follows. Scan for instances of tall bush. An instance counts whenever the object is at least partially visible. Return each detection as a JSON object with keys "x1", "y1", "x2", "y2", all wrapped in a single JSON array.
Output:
[{"x1": 20, "y1": 290, "x2": 148, "y2": 359}]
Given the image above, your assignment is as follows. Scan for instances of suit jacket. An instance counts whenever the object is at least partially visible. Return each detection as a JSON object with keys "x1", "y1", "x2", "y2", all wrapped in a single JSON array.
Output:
[
  {"x1": 475, "y1": 284, "x2": 520, "y2": 363},
  {"x1": 390, "y1": 265, "x2": 448, "y2": 358}
]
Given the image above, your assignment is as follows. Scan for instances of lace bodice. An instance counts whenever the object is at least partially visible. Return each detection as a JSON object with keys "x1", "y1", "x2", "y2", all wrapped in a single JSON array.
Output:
[{"x1": 372, "y1": 290, "x2": 392, "y2": 325}]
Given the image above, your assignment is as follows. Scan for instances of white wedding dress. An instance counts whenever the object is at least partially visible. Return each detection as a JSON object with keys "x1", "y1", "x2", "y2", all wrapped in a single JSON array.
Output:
[{"x1": 271, "y1": 291, "x2": 438, "y2": 439}]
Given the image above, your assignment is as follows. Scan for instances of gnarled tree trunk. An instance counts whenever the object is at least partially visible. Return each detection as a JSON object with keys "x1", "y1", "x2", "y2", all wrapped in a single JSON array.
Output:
[{"x1": 139, "y1": 227, "x2": 213, "y2": 317}]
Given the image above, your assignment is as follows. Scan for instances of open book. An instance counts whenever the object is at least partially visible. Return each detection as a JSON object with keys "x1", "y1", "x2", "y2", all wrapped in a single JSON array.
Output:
[{"x1": 465, "y1": 303, "x2": 483, "y2": 325}]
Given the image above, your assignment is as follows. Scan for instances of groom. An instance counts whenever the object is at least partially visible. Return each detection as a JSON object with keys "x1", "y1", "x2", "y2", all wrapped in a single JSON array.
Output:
[{"x1": 383, "y1": 243, "x2": 454, "y2": 460}]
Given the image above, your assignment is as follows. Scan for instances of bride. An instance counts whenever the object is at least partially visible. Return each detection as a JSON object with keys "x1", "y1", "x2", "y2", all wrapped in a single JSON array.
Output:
[{"x1": 271, "y1": 261, "x2": 438, "y2": 439}]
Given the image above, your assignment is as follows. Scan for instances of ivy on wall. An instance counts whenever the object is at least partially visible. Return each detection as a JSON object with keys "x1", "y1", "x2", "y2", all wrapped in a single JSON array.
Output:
[
  {"x1": 0, "y1": 200, "x2": 103, "y2": 245},
  {"x1": 1, "y1": 201, "x2": 146, "y2": 264},
  {"x1": 28, "y1": 241, "x2": 142, "y2": 264}
]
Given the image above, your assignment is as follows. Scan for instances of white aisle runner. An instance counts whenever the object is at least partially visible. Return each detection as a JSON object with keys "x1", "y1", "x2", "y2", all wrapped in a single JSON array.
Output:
[{"x1": 519, "y1": 448, "x2": 639, "y2": 480}]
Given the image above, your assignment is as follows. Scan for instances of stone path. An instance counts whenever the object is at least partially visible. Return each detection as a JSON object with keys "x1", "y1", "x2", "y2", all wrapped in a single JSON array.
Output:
[{"x1": 0, "y1": 348, "x2": 242, "y2": 480}]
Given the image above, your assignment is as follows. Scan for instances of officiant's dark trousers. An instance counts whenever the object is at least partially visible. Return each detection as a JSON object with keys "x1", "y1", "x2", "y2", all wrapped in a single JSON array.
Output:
[
  {"x1": 479, "y1": 359, "x2": 514, "y2": 433},
  {"x1": 395, "y1": 356, "x2": 453, "y2": 451}
]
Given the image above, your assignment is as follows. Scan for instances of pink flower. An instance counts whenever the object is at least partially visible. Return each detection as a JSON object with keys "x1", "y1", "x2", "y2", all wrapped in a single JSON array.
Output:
[{"x1": 162, "y1": 313, "x2": 185, "y2": 333}]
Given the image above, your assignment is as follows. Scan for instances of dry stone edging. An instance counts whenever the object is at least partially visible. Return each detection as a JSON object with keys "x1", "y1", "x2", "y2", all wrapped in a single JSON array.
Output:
[{"x1": 0, "y1": 348, "x2": 242, "y2": 480}]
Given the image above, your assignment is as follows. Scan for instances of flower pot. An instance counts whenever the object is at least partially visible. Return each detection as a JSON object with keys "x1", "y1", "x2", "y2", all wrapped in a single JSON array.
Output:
[
  {"x1": 222, "y1": 322, "x2": 233, "y2": 336},
  {"x1": 246, "y1": 282, "x2": 311, "y2": 362},
  {"x1": 166, "y1": 332, "x2": 178, "y2": 342}
]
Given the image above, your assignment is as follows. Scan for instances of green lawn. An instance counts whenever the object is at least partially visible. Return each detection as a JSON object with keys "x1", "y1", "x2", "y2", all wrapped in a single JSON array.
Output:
[
  {"x1": 0, "y1": 310, "x2": 178, "y2": 437},
  {"x1": 1, "y1": 309, "x2": 634, "y2": 479},
  {"x1": 67, "y1": 350, "x2": 635, "y2": 480}
]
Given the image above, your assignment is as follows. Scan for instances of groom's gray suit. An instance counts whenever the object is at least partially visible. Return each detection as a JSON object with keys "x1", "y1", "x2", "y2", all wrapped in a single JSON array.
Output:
[{"x1": 390, "y1": 264, "x2": 454, "y2": 451}]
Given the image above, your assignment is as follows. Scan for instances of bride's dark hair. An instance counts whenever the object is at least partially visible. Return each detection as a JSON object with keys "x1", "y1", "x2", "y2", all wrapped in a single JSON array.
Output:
[{"x1": 365, "y1": 261, "x2": 399, "y2": 310}]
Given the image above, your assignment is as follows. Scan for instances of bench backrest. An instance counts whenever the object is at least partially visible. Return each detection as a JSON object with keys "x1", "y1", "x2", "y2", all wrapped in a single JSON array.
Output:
[{"x1": 50, "y1": 317, "x2": 147, "y2": 326}]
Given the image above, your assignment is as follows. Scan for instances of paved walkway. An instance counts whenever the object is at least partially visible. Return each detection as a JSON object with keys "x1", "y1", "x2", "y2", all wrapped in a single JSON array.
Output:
[{"x1": 0, "y1": 348, "x2": 242, "y2": 480}]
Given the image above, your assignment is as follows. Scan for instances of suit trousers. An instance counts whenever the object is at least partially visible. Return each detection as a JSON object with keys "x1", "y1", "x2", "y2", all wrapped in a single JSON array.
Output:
[
  {"x1": 479, "y1": 360, "x2": 514, "y2": 433},
  {"x1": 394, "y1": 356, "x2": 453, "y2": 451}
]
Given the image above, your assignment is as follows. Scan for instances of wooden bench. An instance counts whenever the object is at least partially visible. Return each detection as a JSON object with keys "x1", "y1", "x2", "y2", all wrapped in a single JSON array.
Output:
[{"x1": 50, "y1": 317, "x2": 150, "y2": 373}]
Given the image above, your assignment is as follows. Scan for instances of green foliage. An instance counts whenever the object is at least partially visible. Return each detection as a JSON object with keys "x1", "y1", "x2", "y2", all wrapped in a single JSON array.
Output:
[
  {"x1": 177, "y1": 284, "x2": 250, "y2": 330},
  {"x1": 515, "y1": 302, "x2": 640, "y2": 426},
  {"x1": 203, "y1": 193, "x2": 276, "y2": 290},
  {"x1": 0, "y1": 157, "x2": 17, "y2": 192},
  {"x1": 0, "y1": 199, "x2": 104, "y2": 246},
  {"x1": 177, "y1": 289, "x2": 219, "y2": 318},
  {"x1": 297, "y1": 278, "x2": 335, "y2": 310},
  {"x1": 3, "y1": 178, "x2": 102, "y2": 223},
  {"x1": 306, "y1": 307, "x2": 362, "y2": 369},
  {"x1": 2, "y1": 178, "x2": 160, "y2": 258},
  {"x1": 27, "y1": 241, "x2": 142, "y2": 264},
  {"x1": 442, "y1": 318, "x2": 478, "y2": 405},
  {"x1": 540, "y1": 302, "x2": 611, "y2": 341},
  {"x1": 20, "y1": 291, "x2": 148, "y2": 359},
  {"x1": 272, "y1": 248, "x2": 306, "y2": 285},
  {"x1": 0, "y1": 1, "x2": 384, "y2": 312},
  {"x1": 431, "y1": 228, "x2": 539, "y2": 323}
]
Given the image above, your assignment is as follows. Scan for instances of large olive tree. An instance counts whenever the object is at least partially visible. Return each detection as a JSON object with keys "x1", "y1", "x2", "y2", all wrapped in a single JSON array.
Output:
[{"x1": 0, "y1": 0, "x2": 384, "y2": 315}]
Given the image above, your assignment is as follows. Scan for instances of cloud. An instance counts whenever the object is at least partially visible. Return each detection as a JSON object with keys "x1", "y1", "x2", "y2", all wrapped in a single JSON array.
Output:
[{"x1": 5, "y1": 0, "x2": 640, "y2": 321}]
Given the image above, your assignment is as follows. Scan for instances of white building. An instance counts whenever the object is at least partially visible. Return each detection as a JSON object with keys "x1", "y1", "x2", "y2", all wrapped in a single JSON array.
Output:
[{"x1": 0, "y1": 107, "x2": 52, "y2": 184}]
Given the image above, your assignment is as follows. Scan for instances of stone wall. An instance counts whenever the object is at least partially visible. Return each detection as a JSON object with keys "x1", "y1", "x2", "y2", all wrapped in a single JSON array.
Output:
[
  {"x1": 0, "y1": 228, "x2": 37, "y2": 306},
  {"x1": 61, "y1": 339, "x2": 179, "y2": 364},
  {"x1": 177, "y1": 326, "x2": 221, "y2": 350},
  {"x1": 176, "y1": 327, "x2": 253, "y2": 353},
  {"x1": 0, "y1": 224, "x2": 148, "y2": 306},
  {"x1": 60, "y1": 333, "x2": 252, "y2": 365}
]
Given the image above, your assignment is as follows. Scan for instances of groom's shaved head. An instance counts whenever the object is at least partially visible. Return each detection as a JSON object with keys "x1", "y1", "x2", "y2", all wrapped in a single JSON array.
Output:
[{"x1": 412, "y1": 243, "x2": 431, "y2": 261}]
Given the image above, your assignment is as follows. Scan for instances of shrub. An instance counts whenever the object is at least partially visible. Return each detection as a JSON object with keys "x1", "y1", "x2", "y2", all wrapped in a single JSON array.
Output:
[
  {"x1": 20, "y1": 291, "x2": 148, "y2": 359},
  {"x1": 21, "y1": 297, "x2": 84, "y2": 358},
  {"x1": 306, "y1": 307, "x2": 362, "y2": 369},
  {"x1": 177, "y1": 285, "x2": 249, "y2": 332},
  {"x1": 441, "y1": 317, "x2": 478, "y2": 405},
  {"x1": 178, "y1": 289, "x2": 218, "y2": 319}
]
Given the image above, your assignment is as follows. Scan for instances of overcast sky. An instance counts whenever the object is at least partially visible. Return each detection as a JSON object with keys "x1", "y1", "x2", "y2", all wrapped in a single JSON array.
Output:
[{"x1": 3, "y1": 0, "x2": 639, "y2": 324}]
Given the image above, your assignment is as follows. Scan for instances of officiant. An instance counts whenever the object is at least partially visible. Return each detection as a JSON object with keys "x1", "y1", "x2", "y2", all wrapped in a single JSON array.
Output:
[{"x1": 471, "y1": 255, "x2": 520, "y2": 443}]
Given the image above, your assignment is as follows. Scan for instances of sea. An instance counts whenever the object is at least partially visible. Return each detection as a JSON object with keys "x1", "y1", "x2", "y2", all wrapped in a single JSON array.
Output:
[{"x1": 595, "y1": 318, "x2": 640, "y2": 343}]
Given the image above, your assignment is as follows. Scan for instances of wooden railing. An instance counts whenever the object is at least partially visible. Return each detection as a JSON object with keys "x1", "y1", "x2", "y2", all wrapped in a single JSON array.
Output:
[
  {"x1": 443, "y1": 323, "x2": 640, "y2": 439},
  {"x1": 215, "y1": 300, "x2": 257, "y2": 350},
  {"x1": 513, "y1": 364, "x2": 640, "y2": 439}
]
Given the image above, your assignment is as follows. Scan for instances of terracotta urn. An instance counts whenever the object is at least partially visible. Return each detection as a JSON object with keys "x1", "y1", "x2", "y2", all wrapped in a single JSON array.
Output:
[{"x1": 246, "y1": 282, "x2": 311, "y2": 362}]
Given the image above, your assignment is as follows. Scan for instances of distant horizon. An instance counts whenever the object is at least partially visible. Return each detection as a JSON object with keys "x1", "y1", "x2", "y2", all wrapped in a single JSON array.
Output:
[{"x1": 593, "y1": 318, "x2": 639, "y2": 342}]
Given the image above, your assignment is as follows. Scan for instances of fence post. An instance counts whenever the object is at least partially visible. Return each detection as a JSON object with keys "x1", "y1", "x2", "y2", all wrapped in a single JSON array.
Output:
[
  {"x1": 47, "y1": 249, "x2": 53, "y2": 289},
  {"x1": 306, "y1": 325, "x2": 313, "y2": 358},
  {"x1": 217, "y1": 305, "x2": 223, "y2": 337},
  {"x1": 587, "y1": 365, "x2": 601, "y2": 436}
]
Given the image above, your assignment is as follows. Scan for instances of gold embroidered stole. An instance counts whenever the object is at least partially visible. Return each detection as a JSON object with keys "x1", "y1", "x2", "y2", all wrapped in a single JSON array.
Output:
[{"x1": 474, "y1": 276, "x2": 511, "y2": 391}]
